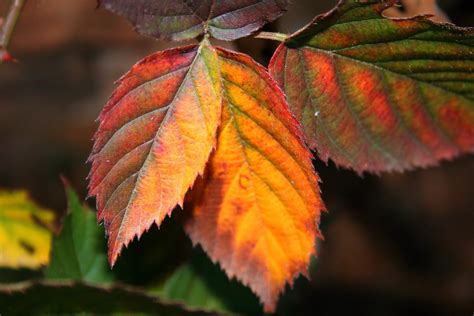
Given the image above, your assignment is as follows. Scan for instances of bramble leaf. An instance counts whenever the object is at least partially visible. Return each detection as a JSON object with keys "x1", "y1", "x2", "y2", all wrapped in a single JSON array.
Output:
[
  {"x1": 150, "y1": 249, "x2": 261, "y2": 315},
  {"x1": 88, "y1": 40, "x2": 222, "y2": 265},
  {"x1": 0, "y1": 281, "x2": 217, "y2": 315},
  {"x1": 0, "y1": 191, "x2": 55, "y2": 269},
  {"x1": 89, "y1": 40, "x2": 323, "y2": 311},
  {"x1": 45, "y1": 184, "x2": 114, "y2": 283},
  {"x1": 269, "y1": 0, "x2": 474, "y2": 173},
  {"x1": 186, "y1": 47, "x2": 323, "y2": 312},
  {"x1": 99, "y1": 0, "x2": 288, "y2": 41},
  {"x1": 153, "y1": 263, "x2": 231, "y2": 314}
]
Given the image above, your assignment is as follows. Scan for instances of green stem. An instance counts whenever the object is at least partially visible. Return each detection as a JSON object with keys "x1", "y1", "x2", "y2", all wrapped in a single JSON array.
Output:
[{"x1": 254, "y1": 31, "x2": 288, "y2": 42}]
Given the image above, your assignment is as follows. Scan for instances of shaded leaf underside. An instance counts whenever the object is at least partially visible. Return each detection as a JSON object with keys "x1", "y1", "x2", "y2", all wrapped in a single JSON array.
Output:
[
  {"x1": 99, "y1": 0, "x2": 289, "y2": 41},
  {"x1": 152, "y1": 249, "x2": 262, "y2": 315},
  {"x1": 0, "y1": 281, "x2": 217, "y2": 315},
  {"x1": 0, "y1": 191, "x2": 55, "y2": 269},
  {"x1": 269, "y1": 0, "x2": 474, "y2": 173},
  {"x1": 88, "y1": 42, "x2": 221, "y2": 265},
  {"x1": 187, "y1": 48, "x2": 323, "y2": 312}
]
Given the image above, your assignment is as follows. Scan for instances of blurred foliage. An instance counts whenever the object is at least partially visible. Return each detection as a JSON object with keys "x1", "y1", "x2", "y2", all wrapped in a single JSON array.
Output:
[
  {"x1": 1, "y1": 185, "x2": 263, "y2": 315},
  {"x1": 0, "y1": 191, "x2": 56, "y2": 269},
  {"x1": 0, "y1": 281, "x2": 217, "y2": 316}
]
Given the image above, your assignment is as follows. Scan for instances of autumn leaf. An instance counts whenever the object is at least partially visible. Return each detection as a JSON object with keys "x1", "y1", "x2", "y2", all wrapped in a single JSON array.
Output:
[
  {"x1": 88, "y1": 39, "x2": 222, "y2": 265},
  {"x1": 88, "y1": 37, "x2": 323, "y2": 311},
  {"x1": 45, "y1": 184, "x2": 114, "y2": 283},
  {"x1": 0, "y1": 191, "x2": 55, "y2": 269},
  {"x1": 98, "y1": 0, "x2": 288, "y2": 41},
  {"x1": 269, "y1": 0, "x2": 474, "y2": 173},
  {"x1": 186, "y1": 47, "x2": 323, "y2": 312}
]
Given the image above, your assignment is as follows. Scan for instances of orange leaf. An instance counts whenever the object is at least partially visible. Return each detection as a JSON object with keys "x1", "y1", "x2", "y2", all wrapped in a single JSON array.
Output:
[
  {"x1": 88, "y1": 40, "x2": 222, "y2": 265},
  {"x1": 186, "y1": 47, "x2": 324, "y2": 312}
]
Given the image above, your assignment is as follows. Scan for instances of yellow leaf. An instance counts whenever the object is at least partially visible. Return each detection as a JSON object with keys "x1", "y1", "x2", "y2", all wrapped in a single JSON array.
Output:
[{"x1": 0, "y1": 191, "x2": 55, "y2": 269}]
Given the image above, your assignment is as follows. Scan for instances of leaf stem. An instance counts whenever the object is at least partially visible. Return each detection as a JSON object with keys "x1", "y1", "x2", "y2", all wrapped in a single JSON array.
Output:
[
  {"x1": 0, "y1": 0, "x2": 27, "y2": 62},
  {"x1": 254, "y1": 31, "x2": 288, "y2": 42}
]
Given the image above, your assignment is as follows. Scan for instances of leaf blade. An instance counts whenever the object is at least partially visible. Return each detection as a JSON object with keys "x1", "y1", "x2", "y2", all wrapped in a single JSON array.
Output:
[
  {"x1": 88, "y1": 41, "x2": 222, "y2": 265},
  {"x1": 186, "y1": 47, "x2": 324, "y2": 312},
  {"x1": 0, "y1": 281, "x2": 217, "y2": 315},
  {"x1": 98, "y1": 0, "x2": 289, "y2": 41},
  {"x1": 0, "y1": 191, "x2": 55, "y2": 269},
  {"x1": 44, "y1": 185, "x2": 114, "y2": 283},
  {"x1": 269, "y1": 0, "x2": 474, "y2": 173},
  {"x1": 150, "y1": 249, "x2": 261, "y2": 315}
]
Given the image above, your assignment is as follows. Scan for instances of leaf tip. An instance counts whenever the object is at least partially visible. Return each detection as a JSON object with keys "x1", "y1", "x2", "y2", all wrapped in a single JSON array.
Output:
[{"x1": 107, "y1": 241, "x2": 122, "y2": 268}]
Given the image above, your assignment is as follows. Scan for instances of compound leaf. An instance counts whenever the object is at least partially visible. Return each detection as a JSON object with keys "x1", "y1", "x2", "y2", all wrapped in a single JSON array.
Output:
[
  {"x1": 88, "y1": 40, "x2": 222, "y2": 265},
  {"x1": 99, "y1": 0, "x2": 288, "y2": 41},
  {"x1": 0, "y1": 191, "x2": 55, "y2": 269},
  {"x1": 186, "y1": 47, "x2": 324, "y2": 312},
  {"x1": 89, "y1": 39, "x2": 323, "y2": 312},
  {"x1": 269, "y1": 0, "x2": 474, "y2": 173}
]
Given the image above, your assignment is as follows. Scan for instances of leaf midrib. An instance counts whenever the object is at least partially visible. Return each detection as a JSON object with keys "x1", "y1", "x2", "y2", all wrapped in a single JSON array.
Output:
[{"x1": 112, "y1": 43, "x2": 213, "y2": 253}]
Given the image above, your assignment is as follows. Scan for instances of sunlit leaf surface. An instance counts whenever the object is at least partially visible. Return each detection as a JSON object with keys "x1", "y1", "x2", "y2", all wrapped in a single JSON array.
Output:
[
  {"x1": 89, "y1": 40, "x2": 222, "y2": 265},
  {"x1": 187, "y1": 47, "x2": 323, "y2": 312},
  {"x1": 270, "y1": 0, "x2": 474, "y2": 173}
]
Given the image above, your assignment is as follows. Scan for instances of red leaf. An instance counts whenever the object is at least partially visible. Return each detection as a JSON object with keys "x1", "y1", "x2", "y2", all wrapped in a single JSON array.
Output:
[
  {"x1": 89, "y1": 40, "x2": 324, "y2": 312},
  {"x1": 88, "y1": 41, "x2": 222, "y2": 265},
  {"x1": 269, "y1": 0, "x2": 474, "y2": 173}
]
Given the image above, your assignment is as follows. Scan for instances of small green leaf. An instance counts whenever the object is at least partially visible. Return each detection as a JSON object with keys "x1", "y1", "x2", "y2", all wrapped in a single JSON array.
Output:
[
  {"x1": 151, "y1": 249, "x2": 262, "y2": 315},
  {"x1": 155, "y1": 264, "x2": 229, "y2": 313},
  {"x1": 44, "y1": 185, "x2": 113, "y2": 283}
]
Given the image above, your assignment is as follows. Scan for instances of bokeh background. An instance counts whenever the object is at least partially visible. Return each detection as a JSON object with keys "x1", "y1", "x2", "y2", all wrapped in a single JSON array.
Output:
[{"x1": 1, "y1": 0, "x2": 473, "y2": 315}]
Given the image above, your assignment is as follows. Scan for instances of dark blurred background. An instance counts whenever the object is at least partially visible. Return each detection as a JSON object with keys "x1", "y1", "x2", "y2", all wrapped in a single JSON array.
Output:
[{"x1": 0, "y1": 0, "x2": 473, "y2": 315}]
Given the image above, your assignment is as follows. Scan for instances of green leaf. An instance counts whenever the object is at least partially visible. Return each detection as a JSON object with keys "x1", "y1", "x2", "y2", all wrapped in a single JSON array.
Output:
[
  {"x1": 269, "y1": 0, "x2": 474, "y2": 173},
  {"x1": 44, "y1": 185, "x2": 113, "y2": 283},
  {"x1": 151, "y1": 249, "x2": 262, "y2": 315},
  {"x1": 154, "y1": 265, "x2": 228, "y2": 313},
  {"x1": 0, "y1": 281, "x2": 217, "y2": 315}
]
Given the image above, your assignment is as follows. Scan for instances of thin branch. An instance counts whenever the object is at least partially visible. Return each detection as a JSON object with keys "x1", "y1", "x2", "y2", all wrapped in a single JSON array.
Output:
[
  {"x1": 0, "y1": 0, "x2": 27, "y2": 62},
  {"x1": 254, "y1": 31, "x2": 288, "y2": 42}
]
